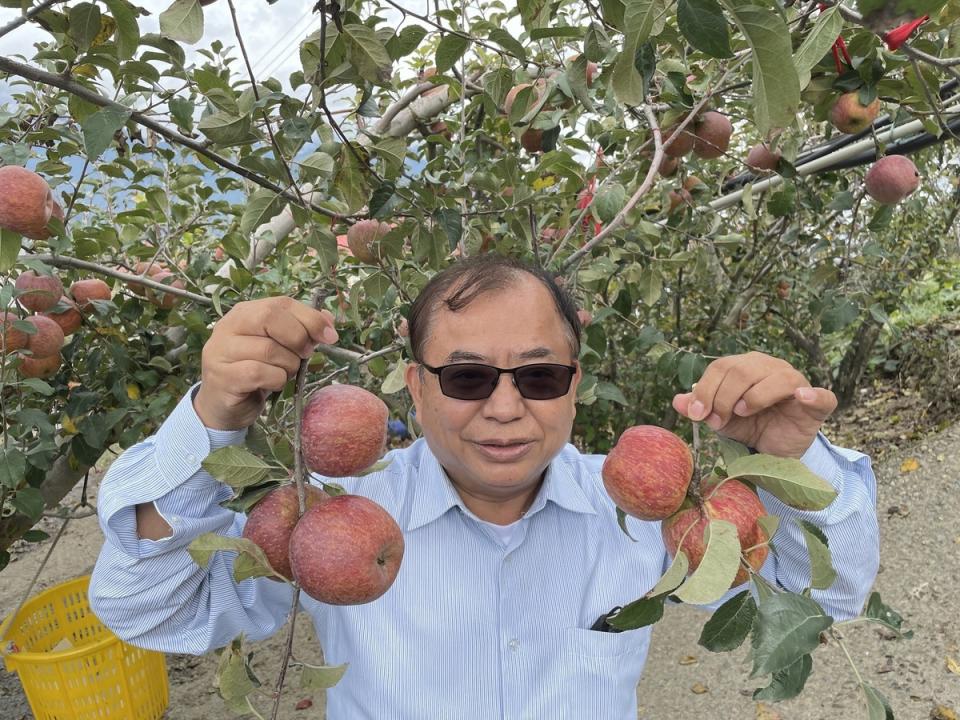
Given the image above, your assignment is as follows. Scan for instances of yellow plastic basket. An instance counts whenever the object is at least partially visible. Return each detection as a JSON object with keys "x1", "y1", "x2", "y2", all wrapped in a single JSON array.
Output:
[{"x1": 0, "y1": 575, "x2": 169, "y2": 720}]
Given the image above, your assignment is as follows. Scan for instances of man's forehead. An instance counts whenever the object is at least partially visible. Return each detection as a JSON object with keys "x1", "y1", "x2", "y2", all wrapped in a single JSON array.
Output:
[{"x1": 441, "y1": 347, "x2": 561, "y2": 363}]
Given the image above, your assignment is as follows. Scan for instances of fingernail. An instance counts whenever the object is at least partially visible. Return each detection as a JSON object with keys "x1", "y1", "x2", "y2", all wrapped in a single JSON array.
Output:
[
  {"x1": 797, "y1": 387, "x2": 814, "y2": 401},
  {"x1": 322, "y1": 327, "x2": 338, "y2": 344},
  {"x1": 706, "y1": 413, "x2": 722, "y2": 430},
  {"x1": 734, "y1": 400, "x2": 748, "y2": 415},
  {"x1": 689, "y1": 400, "x2": 705, "y2": 420}
]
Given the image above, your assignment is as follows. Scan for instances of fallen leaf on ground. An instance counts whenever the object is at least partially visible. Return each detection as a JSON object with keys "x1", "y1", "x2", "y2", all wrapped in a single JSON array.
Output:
[
  {"x1": 946, "y1": 656, "x2": 960, "y2": 676},
  {"x1": 931, "y1": 705, "x2": 957, "y2": 720},
  {"x1": 679, "y1": 655, "x2": 698, "y2": 665},
  {"x1": 295, "y1": 698, "x2": 313, "y2": 710},
  {"x1": 900, "y1": 457, "x2": 920, "y2": 473},
  {"x1": 756, "y1": 702, "x2": 783, "y2": 720},
  {"x1": 691, "y1": 682, "x2": 708, "y2": 694}
]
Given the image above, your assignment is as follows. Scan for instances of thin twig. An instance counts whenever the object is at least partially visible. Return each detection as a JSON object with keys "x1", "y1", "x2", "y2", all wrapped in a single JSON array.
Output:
[{"x1": 0, "y1": 0, "x2": 67, "y2": 40}]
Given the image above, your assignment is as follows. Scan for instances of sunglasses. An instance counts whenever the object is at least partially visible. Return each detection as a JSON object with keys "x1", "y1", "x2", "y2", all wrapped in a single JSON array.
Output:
[{"x1": 420, "y1": 361, "x2": 578, "y2": 401}]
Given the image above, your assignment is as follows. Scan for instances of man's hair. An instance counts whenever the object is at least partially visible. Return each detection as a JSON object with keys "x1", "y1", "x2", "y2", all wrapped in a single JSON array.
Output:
[{"x1": 407, "y1": 254, "x2": 582, "y2": 364}]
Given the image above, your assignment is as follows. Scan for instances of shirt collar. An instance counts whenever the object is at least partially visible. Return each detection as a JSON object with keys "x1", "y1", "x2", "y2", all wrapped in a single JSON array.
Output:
[{"x1": 405, "y1": 442, "x2": 597, "y2": 532}]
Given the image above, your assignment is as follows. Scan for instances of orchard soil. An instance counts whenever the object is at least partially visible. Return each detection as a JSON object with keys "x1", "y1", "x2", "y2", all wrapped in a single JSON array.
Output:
[{"x1": 1, "y1": 381, "x2": 958, "y2": 720}]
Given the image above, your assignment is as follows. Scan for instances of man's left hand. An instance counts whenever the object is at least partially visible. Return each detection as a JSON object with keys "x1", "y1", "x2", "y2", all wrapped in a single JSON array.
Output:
[{"x1": 671, "y1": 351, "x2": 837, "y2": 458}]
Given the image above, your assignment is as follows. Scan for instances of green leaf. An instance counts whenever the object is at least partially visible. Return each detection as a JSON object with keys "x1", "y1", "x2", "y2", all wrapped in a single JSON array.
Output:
[
  {"x1": 616, "y1": 507, "x2": 637, "y2": 541},
  {"x1": 757, "y1": 514, "x2": 780, "y2": 544},
  {"x1": 608, "y1": 594, "x2": 666, "y2": 630},
  {"x1": 793, "y1": 6, "x2": 842, "y2": 89},
  {"x1": 168, "y1": 97, "x2": 195, "y2": 133},
  {"x1": 159, "y1": 0, "x2": 203, "y2": 45},
  {"x1": 856, "y1": 0, "x2": 947, "y2": 27},
  {"x1": 82, "y1": 105, "x2": 133, "y2": 160},
  {"x1": 435, "y1": 33, "x2": 470, "y2": 74},
  {"x1": 595, "y1": 382, "x2": 628, "y2": 405},
  {"x1": 300, "y1": 662, "x2": 348, "y2": 690},
  {"x1": 11, "y1": 487, "x2": 45, "y2": 521},
  {"x1": 433, "y1": 208, "x2": 462, "y2": 250},
  {"x1": 518, "y1": 0, "x2": 553, "y2": 30},
  {"x1": 650, "y1": 549, "x2": 689, "y2": 596},
  {"x1": 864, "y1": 592, "x2": 913, "y2": 638},
  {"x1": 529, "y1": 26, "x2": 583, "y2": 40},
  {"x1": 22, "y1": 529, "x2": 50, "y2": 542},
  {"x1": 0, "y1": 446, "x2": 26, "y2": 490},
  {"x1": 342, "y1": 23, "x2": 393, "y2": 84},
  {"x1": 750, "y1": 592, "x2": 833, "y2": 677},
  {"x1": 795, "y1": 519, "x2": 836, "y2": 590},
  {"x1": 677, "y1": 352, "x2": 706, "y2": 390},
  {"x1": 386, "y1": 25, "x2": 427, "y2": 60},
  {"x1": 673, "y1": 520, "x2": 741, "y2": 605},
  {"x1": 488, "y1": 29, "x2": 527, "y2": 63},
  {"x1": 700, "y1": 590, "x2": 757, "y2": 652},
  {"x1": 188, "y1": 532, "x2": 279, "y2": 582},
  {"x1": 725, "y1": 454, "x2": 838, "y2": 511},
  {"x1": 483, "y1": 67, "x2": 513, "y2": 107},
  {"x1": 240, "y1": 189, "x2": 284, "y2": 236},
  {"x1": 68, "y1": 2, "x2": 102, "y2": 52},
  {"x1": 637, "y1": 267, "x2": 662, "y2": 306},
  {"x1": 862, "y1": 683, "x2": 895, "y2": 720},
  {"x1": 677, "y1": 0, "x2": 733, "y2": 59},
  {"x1": 216, "y1": 637, "x2": 261, "y2": 705},
  {"x1": 0, "y1": 228, "x2": 22, "y2": 272},
  {"x1": 333, "y1": 148, "x2": 368, "y2": 213},
  {"x1": 753, "y1": 653, "x2": 813, "y2": 701},
  {"x1": 201, "y1": 446, "x2": 275, "y2": 489},
  {"x1": 197, "y1": 111, "x2": 251, "y2": 146},
  {"x1": 718, "y1": 437, "x2": 751, "y2": 466},
  {"x1": 101, "y1": 0, "x2": 140, "y2": 60},
  {"x1": 720, "y1": 3, "x2": 800, "y2": 134},
  {"x1": 220, "y1": 481, "x2": 282, "y2": 514},
  {"x1": 381, "y1": 360, "x2": 408, "y2": 395}
]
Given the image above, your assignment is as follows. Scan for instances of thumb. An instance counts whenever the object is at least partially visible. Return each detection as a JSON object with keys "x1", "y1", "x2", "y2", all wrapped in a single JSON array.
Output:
[{"x1": 794, "y1": 386, "x2": 837, "y2": 421}]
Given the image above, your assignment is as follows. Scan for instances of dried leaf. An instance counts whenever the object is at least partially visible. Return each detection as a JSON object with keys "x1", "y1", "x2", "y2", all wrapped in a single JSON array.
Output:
[
  {"x1": 755, "y1": 702, "x2": 783, "y2": 720},
  {"x1": 679, "y1": 655, "x2": 698, "y2": 665},
  {"x1": 946, "y1": 656, "x2": 960, "y2": 676},
  {"x1": 691, "y1": 682, "x2": 709, "y2": 694},
  {"x1": 900, "y1": 457, "x2": 920, "y2": 473}
]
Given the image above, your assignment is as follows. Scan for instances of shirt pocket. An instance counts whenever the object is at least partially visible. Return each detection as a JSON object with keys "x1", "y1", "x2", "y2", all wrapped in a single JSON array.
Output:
[{"x1": 558, "y1": 627, "x2": 650, "y2": 719}]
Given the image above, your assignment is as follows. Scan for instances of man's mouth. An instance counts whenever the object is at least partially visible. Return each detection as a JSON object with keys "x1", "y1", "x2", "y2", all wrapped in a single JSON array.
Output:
[{"x1": 473, "y1": 440, "x2": 534, "y2": 461}]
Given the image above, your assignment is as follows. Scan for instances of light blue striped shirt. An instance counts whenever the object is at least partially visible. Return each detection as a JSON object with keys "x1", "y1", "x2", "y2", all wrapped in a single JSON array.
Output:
[{"x1": 90, "y1": 386, "x2": 879, "y2": 719}]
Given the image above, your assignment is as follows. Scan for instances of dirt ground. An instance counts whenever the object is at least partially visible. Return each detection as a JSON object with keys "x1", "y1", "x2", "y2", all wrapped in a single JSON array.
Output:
[{"x1": 1, "y1": 397, "x2": 958, "y2": 719}]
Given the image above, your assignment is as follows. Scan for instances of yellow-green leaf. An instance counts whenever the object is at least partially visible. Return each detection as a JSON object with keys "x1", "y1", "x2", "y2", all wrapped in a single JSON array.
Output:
[
  {"x1": 673, "y1": 520, "x2": 741, "y2": 605},
  {"x1": 726, "y1": 454, "x2": 838, "y2": 511}
]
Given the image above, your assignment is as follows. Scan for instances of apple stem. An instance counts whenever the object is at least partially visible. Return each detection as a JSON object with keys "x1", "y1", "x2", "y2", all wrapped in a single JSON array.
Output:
[{"x1": 689, "y1": 421, "x2": 704, "y2": 507}]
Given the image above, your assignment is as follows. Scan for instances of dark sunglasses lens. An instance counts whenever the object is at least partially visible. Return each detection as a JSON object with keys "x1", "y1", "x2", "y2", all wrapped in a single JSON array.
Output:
[
  {"x1": 440, "y1": 364, "x2": 500, "y2": 400},
  {"x1": 515, "y1": 364, "x2": 573, "y2": 399}
]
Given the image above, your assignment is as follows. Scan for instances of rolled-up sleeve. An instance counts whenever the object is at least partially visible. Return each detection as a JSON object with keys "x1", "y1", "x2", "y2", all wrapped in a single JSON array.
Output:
[{"x1": 90, "y1": 384, "x2": 295, "y2": 654}]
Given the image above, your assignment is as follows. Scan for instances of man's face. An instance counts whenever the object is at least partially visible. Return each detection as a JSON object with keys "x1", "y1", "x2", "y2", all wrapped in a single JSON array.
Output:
[{"x1": 405, "y1": 275, "x2": 581, "y2": 506}]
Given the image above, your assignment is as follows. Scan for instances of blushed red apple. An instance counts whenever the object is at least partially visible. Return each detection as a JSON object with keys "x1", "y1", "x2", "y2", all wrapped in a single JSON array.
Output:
[
  {"x1": 15, "y1": 270, "x2": 63, "y2": 313},
  {"x1": 45, "y1": 298, "x2": 83, "y2": 336},
  {"x1": 301, "y1": 384, "x2": 389, "y2": 477},
  {"x1": 602, "y1": 425, "x2": 693, "y2": 521},
  {"x1": 289, "y1": 494, "x2": 404, "y2": 605},
  {"x1": 23, "y1": 314, "x2": 65, "y2": 359},
  {"x1": 242, "y1": 484, "x2": 328, "y2": 579},
  {"x1": 0, "y1": 166, "x2": 56, "y2": 240},
  {"x1": 70, "y1": 278, "x2": 111, "y2": 312},
  {"x1": 661, "y1": 477, "x2": 769, "y2": 587}
]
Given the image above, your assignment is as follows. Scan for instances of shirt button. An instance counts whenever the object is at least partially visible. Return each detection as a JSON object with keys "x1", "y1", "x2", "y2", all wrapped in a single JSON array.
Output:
[{"x1": 507, "y1": 638, "x2": 519, "y2": 651}]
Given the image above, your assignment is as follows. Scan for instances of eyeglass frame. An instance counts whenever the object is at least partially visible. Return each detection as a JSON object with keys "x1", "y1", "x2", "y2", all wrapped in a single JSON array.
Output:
[{"x1": 418, "y1": 360, "x2": 579, "y2": 400}]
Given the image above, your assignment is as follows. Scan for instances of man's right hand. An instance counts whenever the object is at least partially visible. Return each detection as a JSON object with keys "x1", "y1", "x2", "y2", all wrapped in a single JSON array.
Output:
[{"x1": 193, "y1": 297, "x2": 338, "y2": 430}]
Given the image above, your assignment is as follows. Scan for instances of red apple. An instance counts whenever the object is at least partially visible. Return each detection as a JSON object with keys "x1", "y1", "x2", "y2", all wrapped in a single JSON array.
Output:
[
  {"x1": 577, "y1": 308, "x2": 592, "y2": 328},
  {"x1": 301, "y1": 384, "x2": 389, "y2": 477},
  {"x1": 661, "y1": 477, "x2": 769, "y2": 587},
  {"x1": 746, "y1": 144, "x2": 781, "y2": 172},
  {"x1": 289, "y1": 494, "x2": 404, "y2": 605},
  {"x1": 829, "y1": 92, "x2": 880, "y2": 134},
  {"x1": 692, "y1": 111, "x2": 732, "y2": 160},
  {"x1": 45, "y1": 298, "x2": 83, "y2": 336},
  {"x1": 1, "y1": 312, "x2": 28, "y2": 354},
  {"x1": 346, "y1": 219, "x2": 391, "y2": 264},
  {"x1": 865, "y1": 155, "x2": 920, "y2": 204},
  {"x1": 23, "y1": 314, "x2": 65, "y2": 359},
  {"x1": 397, "y1": 317, "x2": 409, "y2": 338},
  {"x1": 70, "y1": 278, "x2": 111, "y2": 313},
  {"x1": 127, "y1": 260, "x2": 166, "y2": 296},
  {"x1": 662, "y1": 123, "x2": 696, "y2": 158},
  {"x1": 602, "y1": 426, "x2": 693, "y2": 521},
  {"x1": 242, "y1": 484, "x2": 329, "y2": 579},
  {"x1": 15, "y1": 270, "x2": 63, "y2": 313},
  {"x1": 17, "y1": 353, "x2": 61, "y2": 379},
  {"x1": 0, "y1": 166, "x2": 55, "y2": 240},
  {"x1": 146, "y1": 270, "x2": 185, "y2": 309}
]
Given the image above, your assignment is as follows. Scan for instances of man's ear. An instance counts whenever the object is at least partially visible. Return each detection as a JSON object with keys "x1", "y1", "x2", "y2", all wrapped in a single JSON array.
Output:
[
  {"x1": 405, "y1": 362, "x2": 424, "y2": 412},
  {"x1": 568, "y1": 361, "x2": 583, "y2": 407}
]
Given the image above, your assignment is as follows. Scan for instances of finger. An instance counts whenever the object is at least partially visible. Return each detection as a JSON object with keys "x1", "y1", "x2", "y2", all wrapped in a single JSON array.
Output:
[
  {"x1": 707, "y1": 362, "x2": 771, "y2": 430},
  {"x1": 681, "y1": 356, "x2": 736, "y2": 422},
  {"x1": 221, "y1": 336, "x2": 303, "y2": 376},
  {"x1": 224, "y1": 360, "x2": 291, "y2": 395},
  {"x1": 793, "y1": 386, "x2": 838, "y2": 421},
  {"x1": 722, "y1": 374, "x2": 806, "y2": 423},
  {"x1": 225, "y1": 297, "x2": 338, "y2": 350}
]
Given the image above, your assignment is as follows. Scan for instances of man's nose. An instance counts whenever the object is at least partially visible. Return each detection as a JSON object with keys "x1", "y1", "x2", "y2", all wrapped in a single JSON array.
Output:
[{"x1": 481, "y1": 372, "x2": 525, "y2": 420}]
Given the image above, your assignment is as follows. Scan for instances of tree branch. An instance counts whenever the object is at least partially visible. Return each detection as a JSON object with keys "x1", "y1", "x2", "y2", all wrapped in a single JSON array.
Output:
[{"x1": 0, "y1": 56, "x2": 349, "y2": 222}]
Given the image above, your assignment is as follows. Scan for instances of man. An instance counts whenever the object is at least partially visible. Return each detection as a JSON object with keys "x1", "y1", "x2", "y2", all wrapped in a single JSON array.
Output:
[{"x1": 90, "y1": 254, "x2": 879, "y2": 719}]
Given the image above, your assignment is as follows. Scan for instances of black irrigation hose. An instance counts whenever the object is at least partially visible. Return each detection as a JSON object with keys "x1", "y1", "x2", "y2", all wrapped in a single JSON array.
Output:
[{"x1": 722, "y1": 79, "x2": 960, "y2": 192}]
